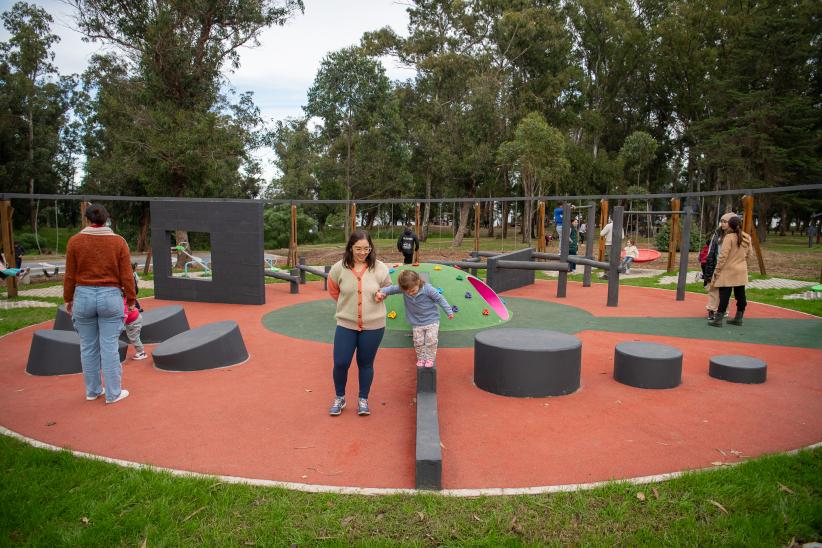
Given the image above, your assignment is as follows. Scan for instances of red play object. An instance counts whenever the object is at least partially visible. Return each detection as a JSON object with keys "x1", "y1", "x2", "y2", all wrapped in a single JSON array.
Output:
[{"x1": 622, "y1": 248, "x2": 661, "y2": 263}]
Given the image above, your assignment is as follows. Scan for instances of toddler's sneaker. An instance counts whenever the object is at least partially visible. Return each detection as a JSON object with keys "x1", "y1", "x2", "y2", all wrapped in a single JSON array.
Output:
[
  {"x1": 415, "y1": 359, "x2": 425, "y2": 368},
  {"x1": 329, "y1": 396, "x2": 346, "y2": 416},
  {"x1": 424, "y1": 360, "x2": 435, "y2": 368},
  {"x1": 357, "y1": 398, "x2": 370, "y2": 416},
  {"x1": 106, "y1": 389, "x2": 129, "y2": 404},
  {"x1": 132, "y1": 351, "x2": 148, "y2": 361}
]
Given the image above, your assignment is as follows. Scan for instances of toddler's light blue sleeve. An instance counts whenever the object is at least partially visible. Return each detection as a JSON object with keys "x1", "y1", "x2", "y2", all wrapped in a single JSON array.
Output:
[
  {"x1": 425, "y1": 284, "x2": 452, "y2": 313},
  {"x1": 380, "y1": 284, "x2": 401, "y2": 296}
]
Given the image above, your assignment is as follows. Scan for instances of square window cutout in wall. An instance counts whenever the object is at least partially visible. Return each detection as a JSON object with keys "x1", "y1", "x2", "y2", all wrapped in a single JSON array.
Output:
[{"x1": 168, "y1": 230, "x2": 213, "y2": 281}]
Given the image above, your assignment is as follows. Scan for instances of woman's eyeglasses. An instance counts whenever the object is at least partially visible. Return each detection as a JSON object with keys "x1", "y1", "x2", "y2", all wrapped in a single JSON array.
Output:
[{"x1": 353, "y1": 247, "x2": 371, "y2": 253}]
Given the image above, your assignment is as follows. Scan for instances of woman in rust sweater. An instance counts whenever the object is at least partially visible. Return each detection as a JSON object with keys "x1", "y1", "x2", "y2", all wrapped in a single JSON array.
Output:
[{"x1": 64, "y1": 204, "x2": 136, "y2": 404}]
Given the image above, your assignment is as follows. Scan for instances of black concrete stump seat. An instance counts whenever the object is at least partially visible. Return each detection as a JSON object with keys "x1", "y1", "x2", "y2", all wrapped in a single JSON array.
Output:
[
  {"x1": 709, "y1": 355, "x2": 767, "y2": 384},
  {"x1": 122, "y1": 305, "x2": 190, "y2": 344},
  {"x1": 53, "y1": 304, "x2": 74, "y2": 331},
  {"x1": 152, "y1": 320, "x2": 248, "y2": 372},
  {"x1": 26, "y1": 330, "x2": 127, "y2": 376},
  {"x1": 474, "y1": 328, "x2": 581, "y2": 397},
  {"x1": 614, "y1": 342, "x2": 682, "y2": 389}
]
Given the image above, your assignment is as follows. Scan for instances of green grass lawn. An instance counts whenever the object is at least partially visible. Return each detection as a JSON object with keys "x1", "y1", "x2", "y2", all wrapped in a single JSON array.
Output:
[
  {"x1": 1, "y1": 434, "x2": 819, "y2": 545},
  {"x1": 1, "y1": 272, "x2": 820, "y2": 544}
]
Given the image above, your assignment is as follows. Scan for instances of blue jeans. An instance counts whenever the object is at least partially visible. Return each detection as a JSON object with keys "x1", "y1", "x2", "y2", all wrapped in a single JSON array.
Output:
[
  {"x1": 333, "y1": 326, "x2": 384, "y2": 399},
  {"x1": 72, "y1": 286, "x2": 125, "y2": 401},
  {"x1": 620, "y1": 257, "x2": 634, "y2": 271}
]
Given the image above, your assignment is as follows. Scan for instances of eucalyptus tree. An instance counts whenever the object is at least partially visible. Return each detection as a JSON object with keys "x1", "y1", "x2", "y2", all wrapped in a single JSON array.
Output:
[
  {"x1": 304, "y1": 46, "x2": 396, "y2": 239},
  {"x1": 498, "y1": 112, "x2": 569, "y2": 243},
  {"x1": 0, "y1": 2, "x2": 73, "y2": 232}
]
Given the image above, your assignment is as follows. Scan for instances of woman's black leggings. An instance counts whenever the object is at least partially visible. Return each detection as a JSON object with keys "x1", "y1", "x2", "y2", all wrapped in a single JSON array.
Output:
[{"x1": 717, "y1": 286, "x2": 746, "y2": 315}]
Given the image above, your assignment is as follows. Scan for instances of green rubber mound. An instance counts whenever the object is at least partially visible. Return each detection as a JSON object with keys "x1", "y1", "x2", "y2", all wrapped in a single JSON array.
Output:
[
  {"x1": 382, "y1": 262, "x2": 511, "y2": 331},
  {"x1": 811, "y1": 284, "x2": 822, "y2": 292}
]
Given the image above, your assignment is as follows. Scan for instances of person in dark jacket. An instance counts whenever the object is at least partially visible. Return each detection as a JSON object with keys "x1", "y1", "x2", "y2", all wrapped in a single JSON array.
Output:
[{"x1": 397, "y1": 225, "x2": 419, "y2": 264}]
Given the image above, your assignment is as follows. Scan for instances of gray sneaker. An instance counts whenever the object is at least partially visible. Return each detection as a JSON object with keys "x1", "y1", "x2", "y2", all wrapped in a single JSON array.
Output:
[
  {"x1": 357, "y1": 398, "x2": 370, "y2": 416},
  {"x1": 329, "y1": 396, "x2": 346, "y2": 416}
]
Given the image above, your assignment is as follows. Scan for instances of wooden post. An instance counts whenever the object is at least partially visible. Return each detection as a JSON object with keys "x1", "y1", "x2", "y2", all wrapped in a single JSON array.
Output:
[
  {"x1": 537, "y1": 201, "x2": 546, "y2": 253},
  {"x1": 1, "y1": 200, "x2": 18, "y2": 297},
  {"x1": 350, "y1": 202, "x2": 357, "y2": 235},
  {"x1": 742, "y1": 195, "x2": 767, "y2": 276},
  {"x1": 473, "y1": 202, "x2": 481, "y2": 254},
  {"x1": 288, "y1": 204, "x2": 298, "y2": 266},
  {"x1": 666, "y1": 198, "x2": 681, "y2": 272},
  {"x1": 597, "y1": 199, "x2": 608, "y2": 262},
  {"x1": 414, "y1": 202, "x2": 421, "y2": 263}
]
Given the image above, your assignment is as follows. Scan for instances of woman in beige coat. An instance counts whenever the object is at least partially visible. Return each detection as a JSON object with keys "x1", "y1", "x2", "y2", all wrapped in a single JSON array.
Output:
[{"x1": 708, "y1": 215, "x2": 752, "y2": 327}]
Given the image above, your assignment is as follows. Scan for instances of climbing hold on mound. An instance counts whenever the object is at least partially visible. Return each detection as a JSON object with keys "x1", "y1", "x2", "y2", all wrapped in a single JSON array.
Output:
[
  {"x1": 389, "y1": 268, "x2": 395, "y2": 273},
  {"x1": 482, "y1": 308, "x2": 489, "y2": 316},
  {"x1": 393, "y1": 263, "x2": 400, "y2": 268},
  {"x1": 436, "y1": 287, "x2": 443, "y2": 294},
  {"x1": 451, "y1": 305, "x2": 459, "y2": 313},
  {"x1": 412, "y1": 262, "x2": 420, "y2": 266},
  {"x1": 465, "y1": 291, "x2": 473, "y2": 299},
  {"x1": 433, "y1": 265, "x2": 442, "y2": 271},
  {"x1": 454, "y1": 265, "x2": 462, "y2": 270},
  {"x1": 387, "y1": 311, "x2": 397, "y2": 319},
  {"x1": 456, "y1": 275, "x2": 463, "y2": 281}
]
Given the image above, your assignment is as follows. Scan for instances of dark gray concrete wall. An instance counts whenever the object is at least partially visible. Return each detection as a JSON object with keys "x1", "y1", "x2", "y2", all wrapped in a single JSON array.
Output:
[
  {"x1": 486, "y1": 248, "x2": 535, "y2": 293},
  {"x1": 151, "y1": 201, "x2": 264, "y2": 305}
]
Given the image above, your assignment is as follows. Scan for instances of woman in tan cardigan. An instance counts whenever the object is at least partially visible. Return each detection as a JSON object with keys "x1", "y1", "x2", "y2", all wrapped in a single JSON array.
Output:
[
  {"x1": 708, "y1": 215, "x2": 752, "y2": 327},
  {"x1": 326, "y1": 230, "x2": 392, "y2": 416}
]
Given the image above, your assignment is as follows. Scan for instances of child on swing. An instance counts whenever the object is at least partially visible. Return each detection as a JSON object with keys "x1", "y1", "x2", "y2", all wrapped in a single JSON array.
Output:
[
  {"x1": 621, "y1": 239, "x2": 639, "y2": 274},
  {"x1": 374, "y1": 269, "x2": 454, "y2": 368}
]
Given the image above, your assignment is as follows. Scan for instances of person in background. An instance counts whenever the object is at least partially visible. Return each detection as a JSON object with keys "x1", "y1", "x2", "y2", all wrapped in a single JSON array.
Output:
[
  {"x1": 701, "y1": 214, "x2": 733, "y2": 321},
  {"x1": 708, "y1": 214, "x2": 752, "y2": 327},
  {"x1": 599, "y1": 218, "x2": 624, "y2": 278},
  {"x1": 554, "y1": 204, "x2": 575, "y2": 252},
  {"x1": 14, "y1": 243, "x2": 24, "y2": 268},
  {"x1": 123, "y1": 297, "x2": 147, "y2": 361},
  {"x1": 620, "y1": 239, "x2": 639, "y2": 274},
  {"x1": 375, "y1": 269, "x2": 454, "y2": 368},
  {"x1": 327, "y1": 230, "x2": 392, "y2": 416},
  {"x1": 397, "y1": 224, "x2": 419, "y2": 264},
  {"x1": 567, "y1": 218, "x2": 579, "y2": 272},
  {"x1": 64, "y1": 204, "x2": 135, "y2": 404}
]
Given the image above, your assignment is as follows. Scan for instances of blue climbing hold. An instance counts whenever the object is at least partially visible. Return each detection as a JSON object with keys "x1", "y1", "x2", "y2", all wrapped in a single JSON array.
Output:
[
  {"x1": 451, "y1": 305, "x2": 459, "y2": 313},
  {"x1": 389, "y1": 268, "x2": 395, "y2": 273},
  {"x1": 436, "y1": 287, "x2": 443, "y2": 294},
  {"x1": 465, "y1": 291, "x2": 472, "y2": 299}
]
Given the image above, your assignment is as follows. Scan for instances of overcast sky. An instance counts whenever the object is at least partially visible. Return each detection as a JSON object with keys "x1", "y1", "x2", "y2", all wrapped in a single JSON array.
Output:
[{"x1": 0, "y1": 0, "x2": 416, "y2": 183}]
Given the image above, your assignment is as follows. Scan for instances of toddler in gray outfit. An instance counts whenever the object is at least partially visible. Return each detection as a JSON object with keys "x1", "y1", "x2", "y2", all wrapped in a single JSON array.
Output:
[{"x1": 376, "y1": 269, "x2": 453, "y2": 368}]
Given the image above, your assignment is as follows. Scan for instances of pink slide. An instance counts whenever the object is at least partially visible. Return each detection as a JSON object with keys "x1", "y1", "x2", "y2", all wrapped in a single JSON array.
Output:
[{"x1": 467, "y1": 276, "x2": 510, "y2": 320}]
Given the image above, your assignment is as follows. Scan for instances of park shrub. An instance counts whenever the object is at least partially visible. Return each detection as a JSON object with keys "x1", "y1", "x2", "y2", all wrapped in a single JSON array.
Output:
[
  {"x1": 14, "y1": 233, "x2": 50, "y2": 254},
  {"x1": 264, "y1": 205, "x2": 318, "y2": 249},
  {"x1": 654, "y1": 220, "x2": 703, "y2": 251}
]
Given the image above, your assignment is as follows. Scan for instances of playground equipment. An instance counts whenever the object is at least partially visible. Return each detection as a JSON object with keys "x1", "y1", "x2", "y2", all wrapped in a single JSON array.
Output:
[
  {"x1": 297, "y1": 257, "x2": 331, "y2": 290},
  {"x1": 264, "y1": 266, "x2": 301, "y2": 294},
  {"x1": 171, "y1": 242, "x2": 211, "y2": 278}
]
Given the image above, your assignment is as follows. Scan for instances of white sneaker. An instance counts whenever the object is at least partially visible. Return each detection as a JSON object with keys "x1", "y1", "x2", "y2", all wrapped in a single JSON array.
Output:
[
  {"x1": 86, "y1": 391, "x2": 104, "y2": 401},
  {"x1": 106, "y1": 389, "x2": 129, "y2": 404},
  {"x1": 132, "y1": 352, "x2": 148, "y2": 361}
]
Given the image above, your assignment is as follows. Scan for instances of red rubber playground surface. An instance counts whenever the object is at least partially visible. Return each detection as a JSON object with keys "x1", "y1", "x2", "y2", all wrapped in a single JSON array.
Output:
[{"x1": 1, "y1": 280, "x2": 820, "y2": 494}]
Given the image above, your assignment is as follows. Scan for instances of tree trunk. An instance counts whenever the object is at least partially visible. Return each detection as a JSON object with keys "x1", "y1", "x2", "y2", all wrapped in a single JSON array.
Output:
[
  {"x1": 421, "y1": 173, "x2": 432, "y2": 241},
  {"x1": 487, "y1": 200, "x2": 494, "y2": 237},
  {"x1": 779, "y1": 206, "x2": 787, "y2": 236},
  {"x1": 136, "y1": 207, "x2": 150, "y2": 252},
  {"x1": 502, "y1": 201, "x2": 509, "y2": 239},
  {"x1": 174, "y1": 229, "x2": 189, "y2": 271},
  {"x1": 344, "y1": 129, "x2": 353, "y2": 241},
  {"x1": 452, "y1": 201, "x2": 472, "y2": 247},
  {"x1": 28, "y1": 106, "x2": 36, "y2": 233}
]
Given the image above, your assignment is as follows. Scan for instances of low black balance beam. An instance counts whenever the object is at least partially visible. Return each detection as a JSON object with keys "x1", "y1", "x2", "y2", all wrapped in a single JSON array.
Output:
[
  {"x1": 264, "y1": 268, "x2": 300, "y2": 294},
  {"x1": 494, "y1": 259, "x2": 571, "y2": 272}
]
